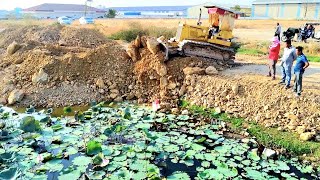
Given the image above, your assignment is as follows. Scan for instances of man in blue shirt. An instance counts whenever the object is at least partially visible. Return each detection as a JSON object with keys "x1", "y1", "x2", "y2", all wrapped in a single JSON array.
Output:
[
  {"x1": 293, "y1": 46, "x2": 309, "y2": 97},
  {"x1": 279, "y1": 40, "x2": 297, "y2": 89}
]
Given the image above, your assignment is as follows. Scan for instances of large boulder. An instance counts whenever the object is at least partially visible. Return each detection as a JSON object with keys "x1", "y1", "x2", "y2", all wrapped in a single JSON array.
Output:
[
  {"x1": 126, "y1": 44, "x2": 140, "y2": 62},
  {"x1": 96, "y1": 78, "x2": 105, "y2": 89},
  {"x1": 8, "y1": 89, "x2": 24, "y2": 105},
  {"x1": 134, "y1": 35, "x2": 141, "y2": 48},
  {"x1": 32, "y1": 69, "x2": 48, "y2": 84},
  {"x1": 183, "y1": 67, "x2": 205, "y2": 75},
  {"x1": 205, "y1": 66, "x2": 219, "y2": 75},
  {"x1": 146, "y1": 38, "x2": 160, "y2": 55},
  {"x1": 300, "y1": 132, "x2": 315, "y2": 141},
  {"x1": 0, "y1": 97, "x2": 7, "y2": 105},
  {"x1": 7, "y1": 41, "x2": 21, "y2": 55}
]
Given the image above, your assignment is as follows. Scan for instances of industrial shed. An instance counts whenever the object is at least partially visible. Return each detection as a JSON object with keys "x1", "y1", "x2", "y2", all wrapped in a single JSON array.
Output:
[
  {"x1": 187, "y1": 3, "x2": 250, "y2": 18},
  {"x1": 252, "y1": 0, "x2": 320, "y2": 20}
]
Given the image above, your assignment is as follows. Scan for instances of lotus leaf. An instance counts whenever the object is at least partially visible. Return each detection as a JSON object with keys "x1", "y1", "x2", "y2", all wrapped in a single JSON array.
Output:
[
  {"x1": 204, "y1": 153, "x2": 217, "y2": 161},
  {"x1": 300, "y1": 165, "x2": 313, "y2": 174},
  {"x1": 72, "y1": 156, "x2": 91, "y2": 167},
  {"x1": 201, "y1": 161, "x2": 211, "y2": 168},
  {"x1": 93, "y1": 153, "x2": 104, "y2": 165},
  {"x1": 113, "y1": 154, "x2": 127, "y2": 162},
  {"x1": 132, "y1": 171, "x2": 147, "y2": 179},
  {"x1": 248, "y1": 151, "x2": 261, "y2": 161},
  {"x1": 275, "y1": 160, "x2": 290, "y2": 171},
  {"x1": 87, "y1": 171, "x2": 106, "y2": 180},
  {"x1": 245, "y1": 168, "x2": 266, "y2": 179},
  {"x1": 20, "y1": 116, "x2": 41, "y2": 133},
  {"x1": 58, "y1": 169, "x2": 81, "y2": 180},
  {"x1": 86, "y1": 140, "x2": 102, "y2": 156},
  {"x1": 177, "y1": 115, "x2": 189, "y2": 121},
  {"x1": 196, "y1": 137, "x2": 206, "y2": 143},
  {"x1": 191, "y1": 143, "x2": 206, "y2": 151},
  {"x1": 63, "y1": 107, "x2": 72, "y2": 114},
  {"x1": 45, "y1": 159, "x2": 64, "y2": 172},
  {"x1": 183, "y1": 159, "x2": 194, "y2": 166},
  {"x1": 164, "y1": 145, "x2": 179, "y2": 153},
  {"x1": 51, "y1": 124, "x2": 63, "y2": 132},
  {"x1": 242, "y1": 160, "x2": 251, "y2": 166},
  {"x1": 106, "y1": 163, "x2": 119, "y2": 172},
  {"x1": 167, "y1": 172, "x2": 191, "y2": 180},
  {"x1": 31, "y1": 174, "x2": 48, "y2": 180},
  {"x1": 196, "y1": 167, "x2": 205, "y2": 172},
  {"x1": 0, "y1": 167, "x2": 21, "y2": 180}
]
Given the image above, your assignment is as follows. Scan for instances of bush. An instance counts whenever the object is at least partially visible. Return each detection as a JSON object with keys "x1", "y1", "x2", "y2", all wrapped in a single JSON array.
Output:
[
  {"x1": 109, "y1": 22, "x2": 176, "y2": 42},
  {"x1": 109, "y1": 28, "x2": 147, "y2": 42}
]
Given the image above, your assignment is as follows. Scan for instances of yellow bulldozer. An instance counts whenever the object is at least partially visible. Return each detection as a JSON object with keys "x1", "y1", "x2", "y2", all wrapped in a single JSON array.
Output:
[{"x1": 159, "y1": 6, "x2": 240, "y2": 64}]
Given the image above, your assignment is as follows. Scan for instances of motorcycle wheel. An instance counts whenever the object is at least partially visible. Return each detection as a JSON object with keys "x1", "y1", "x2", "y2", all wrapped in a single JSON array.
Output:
[{"x1": 281, "y1": 36, "x2": 287, "y2": 42}]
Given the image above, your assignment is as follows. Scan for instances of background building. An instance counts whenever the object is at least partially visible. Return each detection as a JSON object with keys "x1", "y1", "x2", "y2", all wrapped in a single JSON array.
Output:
[
  {"x1": 111, "y1": 6, "x2": 190, "y2": 18},
  {"x1": 22, "y1": 3, "x2": 106, "y2": 19},
  {"x1": 252, "y1": 0, "x2": 320, "y2": 19},
  {"x1": 187, "y1": 3, "x2": 251, "y2": 18}
]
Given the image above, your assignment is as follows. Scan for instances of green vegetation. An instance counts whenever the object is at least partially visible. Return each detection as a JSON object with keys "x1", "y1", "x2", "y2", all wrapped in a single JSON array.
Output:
[
  {"x1": 307, "y1": 56, "x2": 320, "y2": 63},
  {"x1": 233, "y1": 5, "x2": 241, "y2": 12},
  {"x1": 237, "y1": 48, "x2": 266, "y2": 56},
  {"x1": 106, "y1": 9, "x2": 117, "y2": 18},
  {"x1": 109, "y1": 23, "x2": 175, "y2": 42},
  {"x1": 1, "y1": 103, "x2": 319, "y2": 179},
  {"x1": 181, "y1": 100, "x2": 320, "y2": 162}
]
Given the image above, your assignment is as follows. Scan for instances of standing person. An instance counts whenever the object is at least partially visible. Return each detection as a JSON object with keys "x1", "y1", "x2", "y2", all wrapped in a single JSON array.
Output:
[
  {"x1": 293, "y1": 46, "x2": 309, "y2": 97},
  {"x1": 279, "y1": 40, "x2": 297, "y2": 89},
  {"x1": 267, "y1": 36, "x2": 280, "y2": 80},
  {"x1": 275, "y1": 23, "x2": 281, "y2": 41}
]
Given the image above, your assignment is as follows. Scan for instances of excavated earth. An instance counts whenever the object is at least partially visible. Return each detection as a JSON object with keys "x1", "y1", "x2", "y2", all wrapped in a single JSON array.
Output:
[{"x1": 0, "y1": 25, "x2": 319, "y2": 141}]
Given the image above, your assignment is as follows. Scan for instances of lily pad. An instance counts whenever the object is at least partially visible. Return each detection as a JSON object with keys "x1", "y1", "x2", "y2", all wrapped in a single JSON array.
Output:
[
  {"x1": 86, "y1": 141, "x2": 102, "y2": 156},
  {"x1": 72, "y1": 156, "x2": 91, "y2": 167},
  {"x1": 20, "y1": 116, "x2": 41, "y2": 133},
  {"x1": 167, "y1": 172, "x2": 191, "y2": 180},
  {"x1": 0, "y1": 167, "x2": 21, "y2": 180}
]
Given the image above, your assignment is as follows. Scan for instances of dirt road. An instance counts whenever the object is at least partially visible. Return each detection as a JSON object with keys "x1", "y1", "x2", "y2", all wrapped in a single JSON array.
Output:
[{"x1": 222, "y1": 62, "x2": 320, "y2": 90}]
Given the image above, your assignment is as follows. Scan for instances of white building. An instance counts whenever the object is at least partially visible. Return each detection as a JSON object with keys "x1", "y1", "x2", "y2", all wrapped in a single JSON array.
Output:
[
  {"x1": 22, "y1": 3, "x2": 106, "y2": 19},
  {"x1": 111, "y1": 6, "x2": 190, "y2": 18}
]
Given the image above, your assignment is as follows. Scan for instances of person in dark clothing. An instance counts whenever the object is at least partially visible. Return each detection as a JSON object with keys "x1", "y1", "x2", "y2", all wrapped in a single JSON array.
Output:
[
  {"x1": 293, "y1": 46, "x2": 309, "y2": 97},
  {"x1": 275, "y1": 23, "x2": 281, "y2": 41}
]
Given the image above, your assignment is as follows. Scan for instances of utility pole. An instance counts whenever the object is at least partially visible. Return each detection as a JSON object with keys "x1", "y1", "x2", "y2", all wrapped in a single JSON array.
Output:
[{"x1": 84, "y1": 0, "x2": 93, "y2": 17}]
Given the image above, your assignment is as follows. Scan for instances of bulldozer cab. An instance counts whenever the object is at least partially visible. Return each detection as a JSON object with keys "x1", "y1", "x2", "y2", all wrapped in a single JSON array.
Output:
[
  {"x1": 205, "y1": 6, "x2": 239, "y2": 40},
  {"x1": 174, "y1": 6, "x2": 239, "y2": 47}
]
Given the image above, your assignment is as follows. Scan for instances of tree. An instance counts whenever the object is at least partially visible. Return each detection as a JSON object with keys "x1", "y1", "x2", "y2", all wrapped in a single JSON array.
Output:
[
  {"x1": 234, "y1": 5, "x2": 241, "y2": 12},
  {"x1": 106, "y1": 9, "x2": 117, "y2": 18}
]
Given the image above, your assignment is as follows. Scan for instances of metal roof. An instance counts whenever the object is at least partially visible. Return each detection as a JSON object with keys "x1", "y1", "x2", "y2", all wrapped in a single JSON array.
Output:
[
  {"x1": 253, "y1": 0, "x2": 320, "y2": 4},
  {"x1": 23, "y1": 3, "x2": 105, "y2": 12},
  {"x1": 204, "y1": 5, "x2": 242, "y2": 14},
  {"x1": 111, "y1": 6, "x2": 191, "y2": 12}
]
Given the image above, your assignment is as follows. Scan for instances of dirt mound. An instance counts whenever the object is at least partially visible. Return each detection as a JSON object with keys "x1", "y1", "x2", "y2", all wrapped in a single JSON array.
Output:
[
  {"x1": 0, "y1": 25, "x2": 108, "y2": 48},
  {"x1": 0, "y1": 26, "x2": 39, "y2": 48},
  {"x1": 59, "y1": 27, "x2": 108, "y2": 48},
  {"x1": 184, "y1": 74, "x2": 320, "y2": 139}
]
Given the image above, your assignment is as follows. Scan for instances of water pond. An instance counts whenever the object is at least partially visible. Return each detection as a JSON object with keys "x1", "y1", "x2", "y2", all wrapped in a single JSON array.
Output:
[{"x1": 0, "y1": 103, "x2": 319, "y2": 180}]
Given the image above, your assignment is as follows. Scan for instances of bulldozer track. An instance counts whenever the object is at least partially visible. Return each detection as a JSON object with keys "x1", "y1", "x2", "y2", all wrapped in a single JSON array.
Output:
[{"x1": 179, "y1": 40, "x2": 235, "y2": 63}]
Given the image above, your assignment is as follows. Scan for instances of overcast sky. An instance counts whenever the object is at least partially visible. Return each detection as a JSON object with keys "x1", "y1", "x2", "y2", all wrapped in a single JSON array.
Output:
[{"x1": 1, "y1": 0, "x2": 254, "y2": 10}]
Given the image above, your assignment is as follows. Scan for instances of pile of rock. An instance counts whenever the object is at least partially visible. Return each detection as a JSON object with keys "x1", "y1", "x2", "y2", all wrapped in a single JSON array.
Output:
[{"x1": 182, "y1": 75, "x2": 320, "y2": 142}]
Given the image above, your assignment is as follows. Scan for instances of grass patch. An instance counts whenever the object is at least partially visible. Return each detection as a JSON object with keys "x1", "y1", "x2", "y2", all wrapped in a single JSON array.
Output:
[
  {"x1": 237, "y1": 47, "x2": 266, "y2": 56},
  {"x1": 307, "y1": 56, "x2": 320, "y2": 63},
  {"x1": 109, "y1": 22, "x2": 176, "y2": 42},
  {"x1": 180, "y1": 100, "x2": 320, "y2": 162}
]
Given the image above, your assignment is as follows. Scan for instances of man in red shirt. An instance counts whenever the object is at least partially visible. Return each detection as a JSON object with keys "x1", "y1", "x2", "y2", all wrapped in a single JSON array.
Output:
[{"x1": 268, "y1": 36, "x2": 281, "y2": 80}]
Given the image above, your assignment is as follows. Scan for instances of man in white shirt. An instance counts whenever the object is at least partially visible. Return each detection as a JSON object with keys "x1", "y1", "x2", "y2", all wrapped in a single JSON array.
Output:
[
  {"x1": 275, "y1": 23, "x2": 281, "y2": 41},
  {"x1": 279, "y1": 40, "x2": 297, "y2": 88}
]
